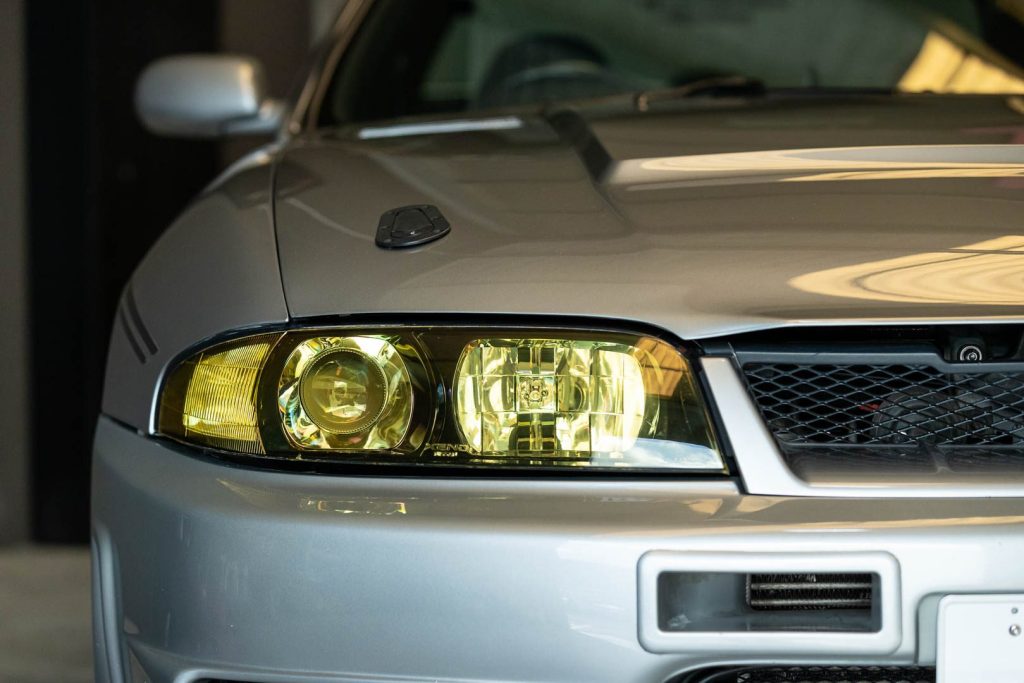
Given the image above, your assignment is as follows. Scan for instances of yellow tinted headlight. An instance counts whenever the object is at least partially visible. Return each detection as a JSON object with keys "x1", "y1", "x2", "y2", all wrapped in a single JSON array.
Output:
[
  {"x1": 456, "y1": 339, "x2": 646, "y2": 455},
  {"x1": 158, "y1": 334, "x2": 279, "y2": 454},
  {"x1": 157, "y1": 325, "x2": 723, "y2": 472},
  {"x1": 277, "y1": 336, "x2": 415, "y2": 450}
]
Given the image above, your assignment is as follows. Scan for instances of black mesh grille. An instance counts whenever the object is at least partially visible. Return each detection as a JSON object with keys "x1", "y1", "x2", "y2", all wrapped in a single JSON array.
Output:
[
  {"x1": 743, "y1": 363, "x2": 1024, "y2": 447},
  {"x1": 747, "y1": 573, "x2": 873, "y2": 611},
  {"x1": 741, "y1": 361, "x2": 1024, "y2": 475},
  {"x1": 784, "y1": 445, "x2": 935, "y2": 472},
  {"x1": 679, "y1": 667, "x2": 936, "y2": 683},
  {"x1": 735, "y1": 667, "x2": 935, "y2": 683}
]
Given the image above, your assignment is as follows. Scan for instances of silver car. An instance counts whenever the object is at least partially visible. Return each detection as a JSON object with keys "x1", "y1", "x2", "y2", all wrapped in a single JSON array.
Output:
[{"x1": 94, "y1": 2, "x2": 1024, "y2": 682}]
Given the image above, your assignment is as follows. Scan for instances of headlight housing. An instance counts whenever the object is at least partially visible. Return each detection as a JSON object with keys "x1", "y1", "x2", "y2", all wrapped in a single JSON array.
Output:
[{"x1": 158, "y1": 325, "x2": 724, "y2": 472}]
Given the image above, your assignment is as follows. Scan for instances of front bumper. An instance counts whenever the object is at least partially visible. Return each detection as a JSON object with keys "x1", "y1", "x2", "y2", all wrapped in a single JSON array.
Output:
[{"x1": 92, "y1": 416, "x2": 1024, "y2": 683}]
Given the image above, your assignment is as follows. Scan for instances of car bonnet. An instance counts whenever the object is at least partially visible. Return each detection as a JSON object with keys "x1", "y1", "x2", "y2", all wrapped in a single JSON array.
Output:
[{"x1": 272, "y1": 95, "x2": 1024, "y2": 339}]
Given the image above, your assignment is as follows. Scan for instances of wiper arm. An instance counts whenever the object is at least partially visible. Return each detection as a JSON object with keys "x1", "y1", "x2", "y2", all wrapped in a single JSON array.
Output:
[{"x1": 634, "y1": 76, "x2": 765, "y2": 111}]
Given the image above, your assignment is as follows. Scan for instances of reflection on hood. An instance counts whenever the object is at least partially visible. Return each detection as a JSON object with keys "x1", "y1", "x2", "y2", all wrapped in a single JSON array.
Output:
[{"x1": 789, "y1": 235, "x2": 1024, "y2": 305}]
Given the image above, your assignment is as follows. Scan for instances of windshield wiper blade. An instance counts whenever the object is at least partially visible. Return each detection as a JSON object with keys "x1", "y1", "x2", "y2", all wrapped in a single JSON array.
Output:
[{"x1": 634, "y1": 76, "x2": 765, "y2": 111}]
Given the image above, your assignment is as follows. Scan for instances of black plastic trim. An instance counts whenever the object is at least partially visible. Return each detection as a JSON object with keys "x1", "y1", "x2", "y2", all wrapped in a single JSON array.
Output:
[
  {"x1": 118, "y1": 306, "x2": 146, "y2": 364},
  {"x1": 735, "y1": 348, "x2": 1024, "y2": 375},
  {"x1": 375, "y1": 204, "x2": 450, "y2": 249},
  {"x1": 124, "y1": 283, "x2": 158, "y2": 355},
  {"x1": 672, "y1": 667, "x2": 936, "y2": 683},
  {"x1": 150, "y1": 432, "x2": 739, "y2": 481}
]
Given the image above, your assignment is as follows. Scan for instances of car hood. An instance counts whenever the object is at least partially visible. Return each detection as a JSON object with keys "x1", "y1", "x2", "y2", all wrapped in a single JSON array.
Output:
[{"x1": 273, "y1": 95, "x2": 1024, "y2": 340}]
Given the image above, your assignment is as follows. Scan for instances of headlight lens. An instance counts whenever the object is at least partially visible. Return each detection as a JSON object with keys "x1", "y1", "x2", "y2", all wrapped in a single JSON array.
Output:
[
  {"x1": 161, "y1": 334, "x2": 279, "y2": 455},
  {"x1": 456, "y1": 339, "x2": 646, "y2": 458},
  {"x1": 158, "y1": 326, "x2": 724, "y2": 472},
  {"x1": 278, "y1": 335, "x2": 415, "y2": 449}
]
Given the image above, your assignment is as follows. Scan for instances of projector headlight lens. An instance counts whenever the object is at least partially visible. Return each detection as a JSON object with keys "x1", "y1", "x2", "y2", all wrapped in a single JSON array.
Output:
[
  {"x1": 278, "y1": 335, "x2": 414, "y2": 450},
  {"x1": 158, "y1": 325, "x2": 724, "y2": 472},
  {"x1": 300, "y1": 349, "x2": 387, "y2": 433}
]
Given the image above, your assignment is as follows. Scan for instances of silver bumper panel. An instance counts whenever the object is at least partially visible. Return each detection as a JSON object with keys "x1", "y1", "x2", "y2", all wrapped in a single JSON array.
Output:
[{"x1": 93, "y1": 416, "x2": 1024, "y2": 683}]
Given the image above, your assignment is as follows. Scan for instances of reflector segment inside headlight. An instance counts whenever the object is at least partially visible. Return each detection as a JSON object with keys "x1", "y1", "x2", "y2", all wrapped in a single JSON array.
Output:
[
  {"x1": 455, "y1": 339, "x2": 647, "y2": 456},
  {"x1": 157, "y1": 326, "x2": 724, "y2": 472}
]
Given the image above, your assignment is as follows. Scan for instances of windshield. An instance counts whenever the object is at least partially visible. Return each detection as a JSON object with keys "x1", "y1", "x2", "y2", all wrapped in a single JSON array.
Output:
[{"x1": 321, "y1": 0, "x2": 1024, "y2": 125}]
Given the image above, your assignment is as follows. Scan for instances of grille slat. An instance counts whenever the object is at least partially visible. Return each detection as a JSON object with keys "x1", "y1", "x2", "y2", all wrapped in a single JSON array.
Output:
[
  {"x1": 749, "y1": 597, "x2": 872, "y2": 608},
  {"x1": 747, "y1": 573, "x2": 873, "y2": 611},
  {"x1": 753, "y1": 582, "x2": 870, "y2": 590}
]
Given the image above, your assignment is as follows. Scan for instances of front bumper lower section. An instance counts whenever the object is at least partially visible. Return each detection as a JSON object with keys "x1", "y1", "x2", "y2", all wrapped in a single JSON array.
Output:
[{"x1": 93, "y1": 416, "x2": 1024, "y2": 683}]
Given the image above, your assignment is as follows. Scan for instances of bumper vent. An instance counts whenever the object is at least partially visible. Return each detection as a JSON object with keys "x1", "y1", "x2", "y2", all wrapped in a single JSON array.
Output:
[
  {"x1": 747, "y1": 573, "x2": 873, "y2": 611},
  {"x1": 678, "y1": 666, "x2": 936, "y2": 683}
]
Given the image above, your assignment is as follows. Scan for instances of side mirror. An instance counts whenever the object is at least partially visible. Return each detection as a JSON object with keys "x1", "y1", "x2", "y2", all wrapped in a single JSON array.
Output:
[{"x1": 135, "y1": 54, "x2": 284, "y2": 138}]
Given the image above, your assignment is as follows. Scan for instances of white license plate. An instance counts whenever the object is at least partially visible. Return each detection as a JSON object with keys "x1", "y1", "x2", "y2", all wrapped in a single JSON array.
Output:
[{"x1": 938, "y1": 594, "x2": 1024, "y2": 682}]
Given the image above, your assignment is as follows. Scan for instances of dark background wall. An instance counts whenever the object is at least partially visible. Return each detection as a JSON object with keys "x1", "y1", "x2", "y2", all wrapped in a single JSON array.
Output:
[
  {"x1": 17, "y1": 0, "x2": 341, "y2": 543},
  {"x1": 25, "y1": 0, "x2": 221, "y2": 544},
  {"x1": 0, "y1": 0, "x2": 30, "y2": 545}
]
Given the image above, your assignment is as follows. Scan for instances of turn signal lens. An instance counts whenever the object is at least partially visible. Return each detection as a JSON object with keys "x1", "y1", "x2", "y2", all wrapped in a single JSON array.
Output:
[
  {"x1": 277, "y1": 336, "x2": 414, "y2": 450},
  {"x1": 158, "y1": 335, "x2": 278, "y2": 454},
  {"x1": 157, "y1": 326, "x2": 724, "y2": 472}
]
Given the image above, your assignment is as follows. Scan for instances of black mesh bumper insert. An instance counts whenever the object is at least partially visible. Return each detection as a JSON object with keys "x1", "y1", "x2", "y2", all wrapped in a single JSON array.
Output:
[
  {"x1": 736, "y1": 667, "x2": 935, "y2": 683},
  {"x1": 679, "y1": 666, "x2": 936, "y2": 683}
]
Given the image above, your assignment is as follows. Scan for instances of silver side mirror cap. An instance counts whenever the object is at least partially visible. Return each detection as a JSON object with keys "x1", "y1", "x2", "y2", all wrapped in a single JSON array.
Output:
[{"x1": 135, "y1": 54, "x2": 284, "y2": 138}]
